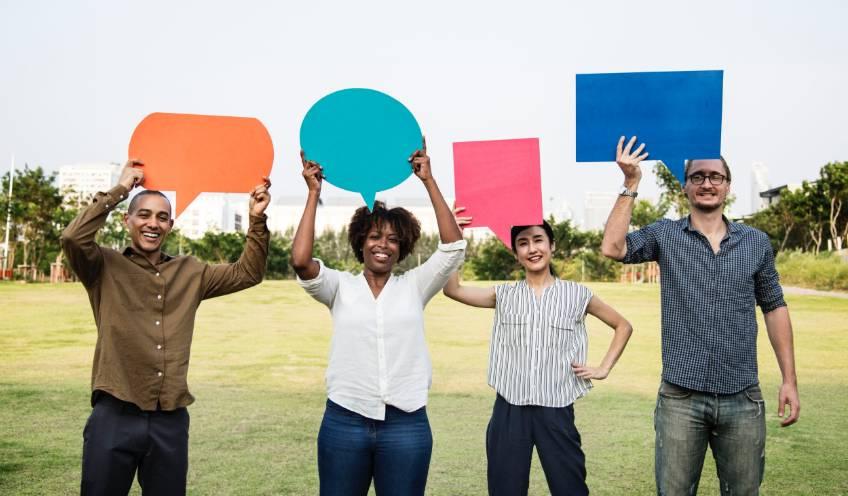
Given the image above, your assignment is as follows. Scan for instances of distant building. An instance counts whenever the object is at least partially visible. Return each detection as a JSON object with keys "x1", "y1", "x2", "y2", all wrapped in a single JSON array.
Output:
[
  {"x1": 544, "y1": 196, "x2": 574, "y2": 223},
  {"x1": 759, "y1": 183, "x2": 803, "y2": 209},
  {"x1": 583, "y1": 191, "x2": 617, "y2": 231},
  {"x1": 170, "y1": 194, "x2": 443, "y2": 239},
  {"x1": 58, "y1": 162, "x2": 122, "y2": 206},
  {"x1": 751, "y1": 162, "x2": 770, "y2": 213},
  {"x1": 174, "y1": 193, "x2": 249, "y2": 239}
]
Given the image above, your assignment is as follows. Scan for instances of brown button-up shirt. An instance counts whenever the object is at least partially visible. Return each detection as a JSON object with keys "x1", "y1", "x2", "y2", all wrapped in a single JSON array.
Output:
[{"x1": 61, "y1": 185, "x2": 270, "y2": 411}]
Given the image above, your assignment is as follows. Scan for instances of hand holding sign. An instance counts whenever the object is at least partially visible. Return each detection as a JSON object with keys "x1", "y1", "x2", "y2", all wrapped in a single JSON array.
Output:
[
  {"x1": 453, "y1": 138, "x2": 543, "y2": 248},
  {"x1": 576, "y1": 70, "x2": 723, "y2": 183},
  {"x1": 128, "y1": 112, "x2": 274, "y2": 218},
  {"x1": 299, "y1": 88, "x2": 421, "y2": 209}
]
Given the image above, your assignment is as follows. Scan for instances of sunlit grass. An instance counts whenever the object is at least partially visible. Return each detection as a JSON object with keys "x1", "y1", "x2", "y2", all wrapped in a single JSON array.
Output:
[{"x1": 1, "y1": 281, "x2": 845, "y2": 495}]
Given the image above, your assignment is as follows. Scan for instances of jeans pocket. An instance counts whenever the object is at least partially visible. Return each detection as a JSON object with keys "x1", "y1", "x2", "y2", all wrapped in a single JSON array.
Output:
[
  {"x1": 743, "y1": 384, "x2": 765, "y2": 418},
  {"x1": 658, "y1": 381, "x2": 692, "y2": 400}
]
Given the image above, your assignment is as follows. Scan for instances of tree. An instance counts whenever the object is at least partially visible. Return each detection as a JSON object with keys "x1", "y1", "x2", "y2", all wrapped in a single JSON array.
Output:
[
  {"x1": 468, "y1": 236, "x2": 520, "y2": 280},
  {"x1": 819, "y1": 161, "x2": 848, "y2": 250},
  {"x1": 631, "y1": 198, "x2": 669, "y2": 229},
  {"x1": 0, "y1": 166, "x2": 65, "y2": 278},
  {"x1": 191, "y1": 231, "x2": 246, "y2": 264}
]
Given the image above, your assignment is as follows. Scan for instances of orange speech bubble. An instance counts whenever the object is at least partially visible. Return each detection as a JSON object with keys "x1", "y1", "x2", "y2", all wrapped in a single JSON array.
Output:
[{"x1": 128, "y1": 112, "x2": 274, "y2": 218}]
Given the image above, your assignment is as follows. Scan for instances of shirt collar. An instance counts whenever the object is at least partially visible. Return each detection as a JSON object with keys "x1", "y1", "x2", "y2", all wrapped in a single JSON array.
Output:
[
  {"x1": 122, "y1": 246, "x2": 174, "y2": 264},
  {"x1": 680, "y1": 215, "x2": 741, "y2": 235}
]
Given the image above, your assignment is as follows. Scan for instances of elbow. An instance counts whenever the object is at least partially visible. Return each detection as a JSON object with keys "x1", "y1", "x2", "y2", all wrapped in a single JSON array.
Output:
[{"x1": 600, "y1": 242, "x2": 624, "y2": 261}]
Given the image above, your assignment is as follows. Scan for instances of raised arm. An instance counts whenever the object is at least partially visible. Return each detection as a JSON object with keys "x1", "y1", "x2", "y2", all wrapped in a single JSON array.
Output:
[
  {"x1": 61, "y1": 159, "x2": 143, "y2": 287},
  {"x1": 201, "y1": 178, "x2": 271, "y2": 298},
  {"x1": 571, "y1": 295, "x2": 633, "y2": 380},
  {"x1": 409, "y1": 136, "x2": 462, "y2": 243},
  {"x1": 600, "y1": 136, "x2": 648, "y2": 261},
  {"x1": 442, "y1": 270, "x2": 496, "y2": 308},
  {"x1": 291, "y1": 151, "x2": 323, "y2": 280}
]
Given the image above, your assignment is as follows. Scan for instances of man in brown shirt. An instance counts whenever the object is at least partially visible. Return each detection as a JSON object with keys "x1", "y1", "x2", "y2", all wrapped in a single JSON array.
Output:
[{"x1": 61, "y1": 159, "x2": 271, "y2": 496}]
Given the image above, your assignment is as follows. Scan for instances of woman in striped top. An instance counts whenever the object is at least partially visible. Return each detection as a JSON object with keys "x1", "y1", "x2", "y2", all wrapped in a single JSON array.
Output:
[{"x1": 443, "y1": 218, "x2": 633, "y2": 496}]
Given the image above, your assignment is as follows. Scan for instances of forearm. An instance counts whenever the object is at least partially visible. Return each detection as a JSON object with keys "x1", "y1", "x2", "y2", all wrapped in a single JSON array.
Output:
[
  {"x1": 600, "y1": 195, "x2": 636, "y2": 261},
  {"x1": 423, "y1": 177, "x2": 462, "y2": 243},
  {"x1": 61, "y1": 185, "x2": 128, "y2": 283},
  {"x1": 237, "y1": 214, "x2": 270, "y2": 284},
  {"x1": 764, "y1": 306, "x2": 797, "y2": 386},
  {"x1": 442, "y1": 270, "x2": 496, "y2": 308},
  {"x1": 597, "y1": 322, "x2": 633, "y2": 374},
  {"x1": 291, "y1": 192, "x2": 320, "y2": 274}
]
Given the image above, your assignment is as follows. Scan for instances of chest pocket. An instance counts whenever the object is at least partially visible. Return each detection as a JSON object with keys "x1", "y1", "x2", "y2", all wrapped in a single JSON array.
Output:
[
  {"x1": 547, "y1": 314, "x2": 579, "y2": 349},
  {"x1": 496, "y1": 312, "x2": 528, "y2": 347}
]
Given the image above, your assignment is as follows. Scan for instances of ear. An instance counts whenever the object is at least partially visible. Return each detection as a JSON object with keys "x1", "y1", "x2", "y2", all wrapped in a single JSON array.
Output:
[
  {"x1": 168, "y1": 219, "x2": 174, "y2": 228},
  {"x1": 123, "y1": 213, "x2": 129, "y2": 227}
]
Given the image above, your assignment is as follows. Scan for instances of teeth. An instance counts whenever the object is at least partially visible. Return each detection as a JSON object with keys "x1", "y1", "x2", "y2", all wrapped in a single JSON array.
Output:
[{"x1": 142, "y1": 233, "x2": 160, "y2": 239}]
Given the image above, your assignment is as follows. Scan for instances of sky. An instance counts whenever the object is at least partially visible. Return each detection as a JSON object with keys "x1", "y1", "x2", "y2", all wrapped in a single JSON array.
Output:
[{"x1": 1, "y1": 0, "x2": 846, "y2": 222}]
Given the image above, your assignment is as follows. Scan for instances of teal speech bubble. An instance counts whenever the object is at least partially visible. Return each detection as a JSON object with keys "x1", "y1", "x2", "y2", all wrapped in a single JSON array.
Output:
[{"x1": 299, "y1": 88, "x2": 422, "y2": 209}]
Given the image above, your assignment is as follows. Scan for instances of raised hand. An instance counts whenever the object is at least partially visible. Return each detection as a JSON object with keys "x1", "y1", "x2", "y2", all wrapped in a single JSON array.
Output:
[
  {"x1": 453, "y1": 203, "x2": 472, "y2": 228},
  {"x1": 409, "y1": 136, "x2": 432, "y2": 183},
  {"x1": 300, "y1": 150, "x2": 323, "y2": 194},
  {"x1": 249, "y1": 176, "x2": 272, "y2": 216},
  {"x1": 118, "y1": 159, "x2": 145, "y2": 190},
  {"x1": 615, "y1": 136, "x2": 649, "y2": 187}
]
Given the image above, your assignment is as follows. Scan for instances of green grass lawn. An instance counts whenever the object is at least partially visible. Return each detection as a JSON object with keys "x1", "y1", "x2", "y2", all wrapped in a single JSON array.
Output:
[{"x1": 1, "y1": 281, "x2": 846, "y2": 495}]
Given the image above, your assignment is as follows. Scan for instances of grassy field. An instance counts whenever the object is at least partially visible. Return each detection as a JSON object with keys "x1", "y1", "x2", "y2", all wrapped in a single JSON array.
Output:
[{"x1": 1, "y1": 281, "x2": 846, "y2": 495}]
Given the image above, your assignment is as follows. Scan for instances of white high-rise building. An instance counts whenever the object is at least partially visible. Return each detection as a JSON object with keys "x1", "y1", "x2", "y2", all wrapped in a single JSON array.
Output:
[
  {"x1": 58, "y1": 162, "x2": 122, "y2": 206},
  {"x1": 173, "y1": 193, "x2": 250, "y2": 239},
  {"x1": 583, "y1": 191, "x2": 618, "y2": 231},
  {"x1": 751, "y1": 162, "x2": 770, "y2": 213}
]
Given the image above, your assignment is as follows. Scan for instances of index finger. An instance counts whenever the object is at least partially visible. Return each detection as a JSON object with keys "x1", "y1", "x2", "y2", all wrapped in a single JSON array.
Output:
[
  {"x1": 616, "y1": 136, "x2": 624, "y2": 158},
  {"x1": 127, "y1": 158, "x2": 145, "y2": 168},
  {"x1": 422, "y1": 135, "x2": 427, "y2": 154}
]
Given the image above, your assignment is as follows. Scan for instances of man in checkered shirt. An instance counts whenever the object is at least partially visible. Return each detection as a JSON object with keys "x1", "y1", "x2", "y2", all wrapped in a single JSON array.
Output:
[{"x1": 601, "y1": 137, "x2": 800, "y2": 495}]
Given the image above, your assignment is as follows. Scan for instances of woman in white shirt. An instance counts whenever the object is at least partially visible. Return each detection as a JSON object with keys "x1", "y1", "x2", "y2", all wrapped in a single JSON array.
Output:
[{"x1": 291, "y1": 139, "x2": 465, "y2": 496}]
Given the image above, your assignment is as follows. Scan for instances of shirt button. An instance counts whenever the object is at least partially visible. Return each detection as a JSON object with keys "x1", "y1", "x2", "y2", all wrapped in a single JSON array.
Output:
[
  {"x1": 156, "y1": 272, "x2": 160, "y2": 277},
  {"x1": 156, "y1": 344, "x2": 162, "y2": 350},
  {"x1": 155, "y1": 321, "x2": 160, "y2": 326},
  {"x1": 157, "y1": 371, "x2": 163, "y2": 377},
  {"x1": 157, "y1": 294, "x2": 162, "y2": 300}
]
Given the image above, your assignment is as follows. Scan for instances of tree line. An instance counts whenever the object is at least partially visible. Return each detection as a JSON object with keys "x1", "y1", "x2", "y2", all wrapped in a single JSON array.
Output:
[{"x1": 2, "y1": 160, "x2": 846, "y2": 282}]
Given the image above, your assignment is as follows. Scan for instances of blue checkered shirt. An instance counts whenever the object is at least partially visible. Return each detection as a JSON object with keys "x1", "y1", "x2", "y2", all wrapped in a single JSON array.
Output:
[{"x1": 623, "y1": 216, "x2": 786, "y2": 394}]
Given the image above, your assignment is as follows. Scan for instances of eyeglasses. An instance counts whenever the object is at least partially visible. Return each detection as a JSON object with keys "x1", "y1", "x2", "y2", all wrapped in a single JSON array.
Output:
[{"x1": 687, "y1": 172, "x2": 728, "y2": 185}]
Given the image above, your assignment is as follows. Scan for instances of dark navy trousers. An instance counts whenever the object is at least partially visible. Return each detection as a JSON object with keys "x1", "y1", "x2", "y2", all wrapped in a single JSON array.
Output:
[
  {"x1": 487, "y1": 394, "x2": 588, "y2": 496},
  {"x1": 81, "y1": 393, "x2": 190, "y2": 496}
]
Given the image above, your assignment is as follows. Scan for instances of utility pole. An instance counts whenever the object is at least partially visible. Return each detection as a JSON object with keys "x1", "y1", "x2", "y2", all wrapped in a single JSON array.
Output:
[{"x1": 2, "y1": 155, "x2": 15, "y2": 280}]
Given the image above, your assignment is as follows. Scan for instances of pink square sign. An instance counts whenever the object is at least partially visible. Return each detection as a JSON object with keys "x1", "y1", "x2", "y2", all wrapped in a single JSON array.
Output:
[{"x1": 453, "y1": 138, "x2": 544, "y2": 248}]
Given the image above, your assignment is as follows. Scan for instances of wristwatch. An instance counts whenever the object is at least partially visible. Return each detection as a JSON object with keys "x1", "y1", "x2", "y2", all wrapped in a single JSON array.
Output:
[{"x1": 619, "y1": 185, "x2": 638, "y2": 199}]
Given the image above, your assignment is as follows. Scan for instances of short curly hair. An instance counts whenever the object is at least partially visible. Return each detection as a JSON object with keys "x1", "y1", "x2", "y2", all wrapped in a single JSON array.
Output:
[{"x1": 348, "y1": 201, "x2": 421, "y2": 263}]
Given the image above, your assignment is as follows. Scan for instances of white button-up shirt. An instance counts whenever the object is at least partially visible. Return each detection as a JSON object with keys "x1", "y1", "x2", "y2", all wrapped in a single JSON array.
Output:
[{"x1": 298, "y1": 240, "x2": 466, "y2": 420}]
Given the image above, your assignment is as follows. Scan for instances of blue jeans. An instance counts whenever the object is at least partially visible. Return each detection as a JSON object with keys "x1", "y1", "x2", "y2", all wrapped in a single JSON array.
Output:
[
  {"x1": 654, "y1": 381, "x2": 766, "y2": 495},
  {"x1": 317, "y1": 399, "x2": 432, "y2": 496}
]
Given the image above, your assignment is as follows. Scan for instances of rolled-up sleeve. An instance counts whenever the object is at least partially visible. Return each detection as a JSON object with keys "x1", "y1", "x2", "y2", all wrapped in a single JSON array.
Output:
[
  {"x1": 622, "y1": 220, "x2": 665, "y2": 264},
  {"x1": 297, "y1": 258, "x2": 341, "y2": 308},
  {"x1": 753, "y1": 235, "x2": 787, "y2": 313},
  {"x1": 411, "y1": 239, "x2": 467, "y2": 304}
]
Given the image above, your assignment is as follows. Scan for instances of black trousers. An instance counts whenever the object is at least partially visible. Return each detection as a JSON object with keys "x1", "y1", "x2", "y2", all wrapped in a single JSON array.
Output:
[
  {"x1": 81, "y1": 393, "x2": 190, "y2": 496},
  {"x1": 486, "y1": 395, "x2": 588, "y2": 496}
]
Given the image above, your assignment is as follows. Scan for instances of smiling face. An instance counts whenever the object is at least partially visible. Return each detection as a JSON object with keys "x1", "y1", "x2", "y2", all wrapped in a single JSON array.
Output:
[
  {"x1": 124, "y1": 193, "x2": 173, "y2": 259},
  {"x1": 361, "y1": 223, "x2": 400, "y2": 275},
  {"x1": 684, "y1": 159, "x2": 731, "y2": 213},
  {"x1": 513, "y1": 225, "x2": 554, "y2": 274}
]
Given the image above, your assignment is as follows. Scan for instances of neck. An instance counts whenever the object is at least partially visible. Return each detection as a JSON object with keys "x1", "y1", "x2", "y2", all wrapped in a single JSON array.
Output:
[
  {"x1": 689, "y1": 207, "x2": 726, "y2": 235},
  {"x1": 363, "y1": 267, "x2": 392, "y2": 288},
  {"x1": 135, "y1": 246, "x2": 162, "y2": 266},
  {"x1": 525, "y1": 269, "x2": 553, "y2": 289}
]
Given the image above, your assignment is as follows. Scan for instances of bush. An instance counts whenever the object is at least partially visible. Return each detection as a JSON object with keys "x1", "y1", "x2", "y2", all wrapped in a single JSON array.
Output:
[{"x1": 776, "y1": 251, "x2": 848, "y2": 291}]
